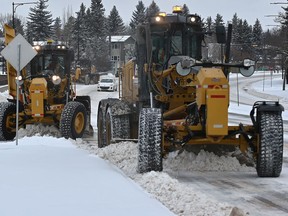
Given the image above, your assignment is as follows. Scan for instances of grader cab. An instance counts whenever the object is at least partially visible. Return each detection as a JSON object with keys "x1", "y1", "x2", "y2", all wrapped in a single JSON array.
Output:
[
  {"x1": 97, "y1": 7, "x2": 284, "y2": 177},
  {"x1": 0, "y1": 24, "x2": 92, "y2": 141}
]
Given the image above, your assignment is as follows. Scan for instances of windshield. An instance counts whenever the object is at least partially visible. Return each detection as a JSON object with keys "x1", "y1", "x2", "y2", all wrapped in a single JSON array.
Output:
[
  {"x1": 100, "y1": 79, "x2": 113, "y2": 83},
  {"x1": 151, "y1": 23, "x2": 202, "y2": 65},
  {"x1": 29, "y1": 54, "x2": 65, "y2": 78}
]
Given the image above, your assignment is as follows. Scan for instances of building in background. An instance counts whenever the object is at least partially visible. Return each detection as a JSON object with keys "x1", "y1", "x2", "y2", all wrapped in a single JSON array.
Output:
[{"x1": 109, "y1": 35, "x2": 135, "y2": 75}]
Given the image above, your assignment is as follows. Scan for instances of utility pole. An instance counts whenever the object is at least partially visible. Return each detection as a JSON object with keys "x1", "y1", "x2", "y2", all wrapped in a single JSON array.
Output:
[{"x1": 12, "y1": 1, "x2": 37, "y2": 29}]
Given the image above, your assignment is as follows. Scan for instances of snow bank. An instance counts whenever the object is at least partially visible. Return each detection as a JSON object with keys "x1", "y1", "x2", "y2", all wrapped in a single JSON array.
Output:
[
  {"x1": 164, "y1": 149, "x2": 254, "y2": 173},
  {"x1": 76, "y1": 139, "x2": 251, "y2": 216},
  {"x1": 14, "y1": 124, "x2": 251, "y2": 215}
]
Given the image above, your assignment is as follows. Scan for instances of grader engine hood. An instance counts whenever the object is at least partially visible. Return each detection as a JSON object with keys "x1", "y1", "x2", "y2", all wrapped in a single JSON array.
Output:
[
  {"x1": 29, "y1": 78, "x2": 48, "y2": 117},
  {"x1": 196, "y1": 68, "x2": 229, "y2": 136}
]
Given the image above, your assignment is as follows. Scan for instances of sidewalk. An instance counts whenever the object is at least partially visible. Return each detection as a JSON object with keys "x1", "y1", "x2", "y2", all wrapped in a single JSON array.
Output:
[{"x1": 0, "y1": 136, "x2": 175, "y2": 216}]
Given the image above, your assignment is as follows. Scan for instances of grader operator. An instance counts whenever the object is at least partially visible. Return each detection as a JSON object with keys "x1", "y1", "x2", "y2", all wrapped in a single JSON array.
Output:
[
  {"x1": 97, "y1": 7, "x2": 284, "y2": 177},
  {"x1": 0, "y1": 24, "x2": 92, "y2": 140}
]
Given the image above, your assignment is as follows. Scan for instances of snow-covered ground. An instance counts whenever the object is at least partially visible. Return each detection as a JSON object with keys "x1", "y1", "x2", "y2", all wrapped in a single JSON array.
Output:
[{"x1": 0, "y1": 71, "x2": 287, "y2": 216}]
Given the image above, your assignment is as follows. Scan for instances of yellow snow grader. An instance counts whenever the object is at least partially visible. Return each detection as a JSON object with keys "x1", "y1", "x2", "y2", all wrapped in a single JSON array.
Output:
[
  {"x1": 0, "y1": 24, "x2": 92, "y2": 140},
  {"x1": 97, "y1": 7, "x2": 284, "y2": 177}
]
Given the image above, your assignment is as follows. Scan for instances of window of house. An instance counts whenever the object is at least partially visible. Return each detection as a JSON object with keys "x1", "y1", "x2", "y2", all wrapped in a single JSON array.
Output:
[
  {"x1": 111, "y1": 56, "x2": 120, "y2": 61},
  {"x1": 112, "y1": 43, "x2": 119, "y2": 49}
]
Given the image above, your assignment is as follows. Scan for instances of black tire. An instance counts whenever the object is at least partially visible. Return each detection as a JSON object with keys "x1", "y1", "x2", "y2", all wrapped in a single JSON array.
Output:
[
  {"x1": 105, "y1": 107, "x2": 130, "y2": 143},
  {"x1": 137, "y1": 108, "x2": 163, "y2": 173},
  {"x1": 97, "y1": 100, "x2": 108, "y2": 148},
  {"x1": 98, "y1": 99, "x2": 131, "y2": 148},
  {"x1": 256, "y1": 112, "x2": 283, "y2": 177},
  {"x1": 60, "y1": 101, "x2": 87, "y2": 139},
  {"x1": 0, "y1": 102, "x2": 16, "y2": 141}
]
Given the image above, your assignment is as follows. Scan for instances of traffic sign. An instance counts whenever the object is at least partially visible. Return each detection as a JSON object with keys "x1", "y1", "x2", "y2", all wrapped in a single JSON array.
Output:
[{"x1": 0, "y1": 34, "x2": 37, "y2": 71}]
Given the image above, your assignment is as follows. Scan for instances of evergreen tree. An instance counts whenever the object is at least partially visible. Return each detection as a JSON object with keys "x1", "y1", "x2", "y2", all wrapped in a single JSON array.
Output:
[
  {"x1": 62, "y1": 16, "x2": 75, "y2": 47},
  {"x1": 231, "y1": 13, "x2": 239, "y2": 43},
  {"x1": 86, "y1": 0, "x2": 110, "y2": 71},
  {"x1": 130, "y1": 1, "x2": 146, "y2": 33},
  {"x1": 108, "y1": 6, "x2": 125, "y2": 35},
  {"x1": 235, "y1": 19, "x2": 244, "y2": 44},
  {"x1": 205, "y1": 16, "x2": 212, "y2": 31},
  {"x1": 242, "y1": 19, "x2": 253, "y2": 45},
  {"x1": 252, "y1": 19, "x2": 263, "y2": 46},
  {"x1": 72, "y1": 3, "x2": 88, "y2": 63},
  {"x1": 182, "y1": 4, "x2": 190, "y2": 16},
  {"x1": 53, "y1": 17, "x2": 62, "y2": 41},
  {"x1": 26, "y1": 0, "x2": 54, "y2": 41},
  {"x1": 214, "y1": 14, "x2": 224, "y2": 27},
  {"x1": 88, "y1": 0, "x2": 106, "y2": 38},
  {"x1": 146, "y1": 1, "x2": 160, "y2": 19}
]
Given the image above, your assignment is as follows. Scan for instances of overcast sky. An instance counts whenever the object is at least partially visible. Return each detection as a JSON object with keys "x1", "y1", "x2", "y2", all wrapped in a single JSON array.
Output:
[{"x1": 1, "y1": 0, "x2": 285, "y2": 29}]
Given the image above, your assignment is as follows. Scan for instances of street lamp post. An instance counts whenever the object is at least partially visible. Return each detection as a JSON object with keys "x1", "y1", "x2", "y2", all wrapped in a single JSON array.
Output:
[{"x1": 12, "y1": 1, "x2": 37, "y2": 29}]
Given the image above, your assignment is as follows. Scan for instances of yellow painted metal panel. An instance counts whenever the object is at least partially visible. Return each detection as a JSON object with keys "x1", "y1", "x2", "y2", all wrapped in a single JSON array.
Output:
[
  {"x1": 30, "y1": 92, "x2": 44, "y2": 117},
  {"x1": 29, "y1": 78, "x2": 47, "y2": 117},
  {"x1": 206, "y1": 88, "x2": 228, "y2": 136}
]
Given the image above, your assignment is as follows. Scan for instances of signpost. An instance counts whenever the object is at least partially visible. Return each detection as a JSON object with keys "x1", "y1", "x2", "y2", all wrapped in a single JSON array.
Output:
[{"x1": 1, "y1": 34, "x2": 37, "y2": 145}]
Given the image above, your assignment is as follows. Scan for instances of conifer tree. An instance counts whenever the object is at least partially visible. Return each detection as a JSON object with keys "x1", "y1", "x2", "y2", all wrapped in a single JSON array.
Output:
[
  {"x1": 130, "y1": 1, "x2": 146, "y2": 33},
  {"x1": 62, "y1": 16, "x2": 75, "y2": 47},
  {"x1": 242, "y1": 19, "x2": 253, "y2": 46},
  {"x1": 108, "y1": 6, "x2": 125, "y2": 35},
  {"x1": 252, "y1": 19, "x2": 263, "y2": 46},
  {"x1": 26, "y1": 0, "x2": 53, "y2": 41},
  {"x1": 88, "y1": 0, "x2": 106, "y2": 38},
  {"x1": 53, "y1": 17, "x2": 62, "y2": 41},
  {"x1": 146, "y1": 1, "x2": 160, "y2": 19},
  {"x1": 205, "y1": 16, "x2": 212, "y2": 31},
  {"x1": 214, "y1": 14, "x2": 224, "y2": 27},
  {"x1": 86, "y1": 0, "x2": 110, "y2": 71}
]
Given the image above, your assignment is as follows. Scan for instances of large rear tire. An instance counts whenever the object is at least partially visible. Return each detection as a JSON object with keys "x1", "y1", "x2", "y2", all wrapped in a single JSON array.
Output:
[
  {"x1": 0, "y1": 102, "x2": 16, "y2": 141},
  {"x1": 60, "y1": 101, "x2": 87, "y2": 139},
  {"x1": 105, "y1": 107, "x2": 130, "y2": 143},
  {"x1": 97, "y1": 100, "x2": 108, "y2": 148},
  {"x1": 256, "y1": 112, "x2": 283, "y2": 177},
  {"x1": 137, "y1": 108, "x2": 163, "y2": 173},
  {"x1": 98, "y1": 99, "x2": 131, "y2": 148}
]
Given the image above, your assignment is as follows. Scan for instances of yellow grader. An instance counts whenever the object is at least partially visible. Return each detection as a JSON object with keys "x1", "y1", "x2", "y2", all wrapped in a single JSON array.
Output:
[
  {"x1": 97, "y1": 7, "x2": 284, "y2": 177},
  {"x1": 0, "y1": 24, "x2": 92, "y2": 140}
]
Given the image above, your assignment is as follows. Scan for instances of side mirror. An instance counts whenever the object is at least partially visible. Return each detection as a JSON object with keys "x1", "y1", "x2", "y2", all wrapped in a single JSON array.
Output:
[
  {"x1": 240, "y1": 59, "x2": 255, "y2": 77},
  {"x1": 216, "y1": 26, "x2": 226, "y2": 44}
]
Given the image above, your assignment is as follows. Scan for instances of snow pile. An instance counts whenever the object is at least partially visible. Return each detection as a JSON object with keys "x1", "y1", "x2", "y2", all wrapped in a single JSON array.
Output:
[
  {"x1": 18, "y1": 125, "x2": 62, "y2": 138},
  {"x1": 77, "y1": 139, "x2": 251, "y2": 216},
  {"x1": 136, "y1": 171, "x2": 233, "y2": 216},
  {"x1": 164, "y1": 150, "x2": 255, "y2": 173}
]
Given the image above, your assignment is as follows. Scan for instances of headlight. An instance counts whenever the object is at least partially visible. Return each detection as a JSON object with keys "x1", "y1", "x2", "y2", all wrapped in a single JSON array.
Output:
[
  {"x1": 15, "y1": 75, "x2": 24, "y2": 85},
  {"x1": 52, "y1": 75, "x2": 61, "y2": 85},
  {"x1": 190, "y1": 17, "x2": 196, "y2": 22},
  {"x1": 187, "y1": 15, "x2": 201, "y2": 25},
  {"x1": 33, "y1": 45, "x2": 41, "y2": 51}
]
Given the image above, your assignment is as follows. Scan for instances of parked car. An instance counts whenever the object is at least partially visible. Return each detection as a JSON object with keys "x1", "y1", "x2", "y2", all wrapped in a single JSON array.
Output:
[{"x1": 97, "y1": 76, "x2": 117, "y2": 91}]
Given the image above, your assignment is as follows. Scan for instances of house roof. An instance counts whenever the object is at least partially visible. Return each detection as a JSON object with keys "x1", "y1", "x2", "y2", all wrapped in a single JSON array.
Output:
[{"x1": 110, "y1": 35, "x2": 132, "y2": 43}]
